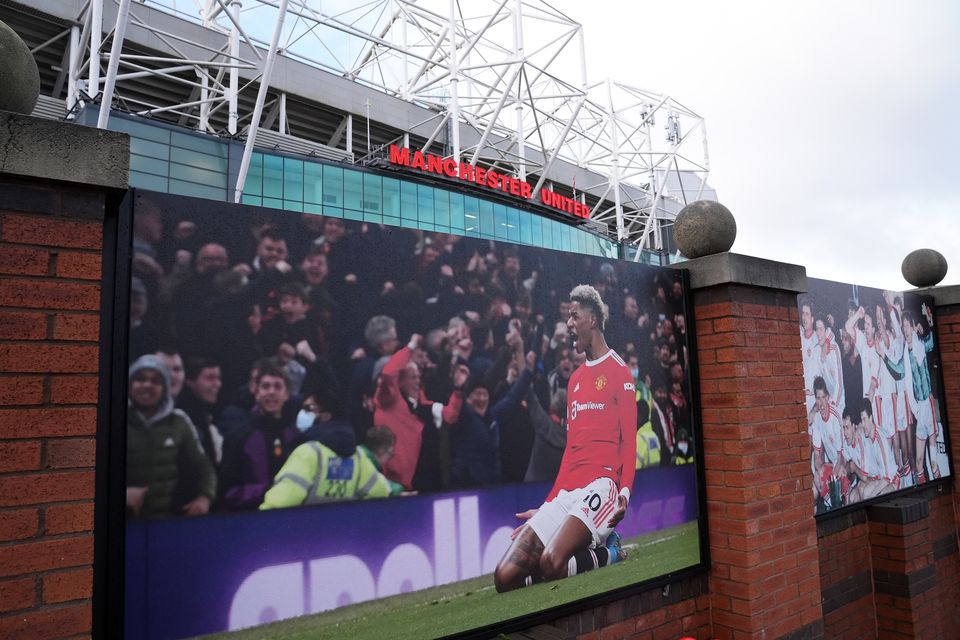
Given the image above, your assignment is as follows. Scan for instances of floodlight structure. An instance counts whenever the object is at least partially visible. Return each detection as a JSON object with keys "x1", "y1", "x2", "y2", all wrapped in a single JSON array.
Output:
[{"x1": 46, "y1": 0, "x2": 711, "y2": 254}]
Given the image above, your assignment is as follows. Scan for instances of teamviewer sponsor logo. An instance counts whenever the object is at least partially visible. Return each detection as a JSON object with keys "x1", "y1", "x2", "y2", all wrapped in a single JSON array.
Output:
[{"x1": 570, "y1": 400, "x2": 605, "y2": 420}]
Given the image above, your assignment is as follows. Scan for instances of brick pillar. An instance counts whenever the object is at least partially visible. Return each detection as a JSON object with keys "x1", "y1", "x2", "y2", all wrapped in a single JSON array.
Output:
[
  {"x1": 867, "y1": 498, "x2": 942, "y2": 639},
  {"x1": 677, "y1": 253, "x2": 824, "y2": 640},
  {"x1": 927, "y1": 286, "x2": 960, "y2": 518},
  {"x1": 0, "y1": 112, "x2": 128, "y2": 640}
]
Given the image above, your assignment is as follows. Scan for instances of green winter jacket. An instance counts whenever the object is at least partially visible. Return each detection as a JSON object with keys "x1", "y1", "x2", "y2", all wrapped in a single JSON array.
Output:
[{"x1": 127, "y1": 402, "x2": 217, "y2": 519}]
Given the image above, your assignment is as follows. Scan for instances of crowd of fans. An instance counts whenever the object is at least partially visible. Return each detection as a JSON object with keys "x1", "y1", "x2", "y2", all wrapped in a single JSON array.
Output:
[{"x1": 125, "y1": 198, "x2": 696, "y2": 518}]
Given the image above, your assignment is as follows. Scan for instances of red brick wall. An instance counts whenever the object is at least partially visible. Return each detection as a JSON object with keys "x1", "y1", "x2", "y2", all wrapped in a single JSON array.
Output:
[
  {"x1": 817, "y1": 512, "x2": 876, "y2": 639},
  {"x1": 692, "y1": 289, "x2": 822, "y2": 639},
  {"x1": 0, "y1": 177, "x2": 103, "y2": 640},
  {"x1": 548, "y1": 574, "x2": 711, "y2": 640},
  {"x1": 934, "y1": 304, "x2": 960, "y2": 517}
]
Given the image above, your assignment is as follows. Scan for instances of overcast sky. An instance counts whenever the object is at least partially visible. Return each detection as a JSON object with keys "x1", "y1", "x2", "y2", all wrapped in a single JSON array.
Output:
[{"x1": 554, "y1": 0, "x2": 960, "y2": 290}]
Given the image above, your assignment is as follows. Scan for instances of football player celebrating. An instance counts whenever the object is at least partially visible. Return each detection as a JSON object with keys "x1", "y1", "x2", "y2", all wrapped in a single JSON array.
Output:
[{"x1": 494, "y1": 284, "x2": 638, "y2": 592}]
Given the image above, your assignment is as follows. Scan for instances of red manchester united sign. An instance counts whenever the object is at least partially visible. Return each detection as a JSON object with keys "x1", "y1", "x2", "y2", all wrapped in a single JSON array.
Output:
[{"x1": 388, "y1": 144, "x2": 591, "y2": 220}]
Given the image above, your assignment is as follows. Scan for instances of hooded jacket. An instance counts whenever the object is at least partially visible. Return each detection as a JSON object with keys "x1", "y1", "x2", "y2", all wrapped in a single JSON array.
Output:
[{"x1": 127, "y1": 355, "x2": 217, "y2": 518}]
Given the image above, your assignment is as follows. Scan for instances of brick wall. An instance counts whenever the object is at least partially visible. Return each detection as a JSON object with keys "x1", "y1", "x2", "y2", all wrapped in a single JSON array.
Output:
[
  {"x1": 0, "y1": 176, "x2": 104, "y2": 640},
  {"x1": 554, "y1": 574, "x2": 712, "y2": 640},
  {"x1": 691, "y1": 287, "x2": 823, "y2": 640},
  {"x1": 934, "y1": 304, "x2": 960, "y2": 517},
  {"x1": 817, "y1": 511, "x2": 876, "y2": 639}
]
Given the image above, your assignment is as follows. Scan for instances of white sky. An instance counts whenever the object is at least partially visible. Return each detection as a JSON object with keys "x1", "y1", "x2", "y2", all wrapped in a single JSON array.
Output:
[{"x1": 554, "y1": 0, "x2": 960, "y2": 289}]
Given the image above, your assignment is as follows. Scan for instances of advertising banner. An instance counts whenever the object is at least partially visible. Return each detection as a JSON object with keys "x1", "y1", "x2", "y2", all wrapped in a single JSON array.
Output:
[
  {"x1": 120, "y1": 188, "x2": 705, "y2": 638},
  {"x1": 798, "y1": 278, "x2": 952, "y2": 515}
]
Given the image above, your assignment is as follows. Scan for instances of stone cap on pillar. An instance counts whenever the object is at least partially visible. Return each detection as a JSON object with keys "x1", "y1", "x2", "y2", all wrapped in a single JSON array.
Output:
[
  {"x1": 669, "y1": 251, "x2": 807, "y2": 293},
  {"x1": 909, "y1": 284, "x2": 960, "y2": 308},
  {"x1": 0, "y1": 110, "x2": 129, "y2": 191}
]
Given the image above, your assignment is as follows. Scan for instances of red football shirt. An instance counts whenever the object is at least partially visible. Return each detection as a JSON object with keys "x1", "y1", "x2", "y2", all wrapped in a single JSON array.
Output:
[{"x1": 547, "y1": 349, "x2": 638, "y2": 502}]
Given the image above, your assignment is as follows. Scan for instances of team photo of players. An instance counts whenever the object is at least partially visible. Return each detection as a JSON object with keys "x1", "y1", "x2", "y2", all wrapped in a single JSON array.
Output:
[{"x1": 799, "y1": 280, "x2": 951, "y2": 514}]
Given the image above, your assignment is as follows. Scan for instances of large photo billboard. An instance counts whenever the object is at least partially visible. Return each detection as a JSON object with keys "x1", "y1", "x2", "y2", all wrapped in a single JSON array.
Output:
[
  {"x1": 118, "y1": 188, "x2": 705, "y2": 639},
  {"x1": 798, "y1": 278, "x2": 952, "y2": 516}
]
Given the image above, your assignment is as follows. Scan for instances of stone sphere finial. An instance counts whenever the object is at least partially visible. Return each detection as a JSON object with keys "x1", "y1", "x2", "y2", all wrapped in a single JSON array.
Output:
[
  {"x1": 0, "y1": 20, "x2": 41, "y2": 115},
  {"x1": 901, "y1": 249, "x2": 947, "y2": 288},
  {"x1": 673, "y1": 200, "x2": 737, "y2": 259}
]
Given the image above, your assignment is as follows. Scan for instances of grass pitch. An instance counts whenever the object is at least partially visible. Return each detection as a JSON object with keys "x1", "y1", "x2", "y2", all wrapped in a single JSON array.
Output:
[{"x1": 202, "y1": 521, "x2": 700, "y2": 640}]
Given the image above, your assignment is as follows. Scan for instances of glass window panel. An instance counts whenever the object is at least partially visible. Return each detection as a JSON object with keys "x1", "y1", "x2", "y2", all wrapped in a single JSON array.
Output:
[
  {"x1": 283, "y1": 200, "x2": 304, "y2": 212},
  {"x1": 304, "y1": 203, "x2": 323, "y2": 215},
  {"x1": 129, "y1": 138, "x2": 170, "y2": 160},
  {"x1": 245, "y1": 153, "x2": 263, "y2": 196},
  {"x1": 383, "y1": 215, "x2": 401, "y2": 228},
  {"x1": 283, "y1": 158, "x2": 303, "y2": 202},
  {"x1": 400, "y1": 217, "x2": 419, "y2": 230},
  {"x1": 519, "y1": 211, "x2": 532, "y2": 245},
  {"x1": 170, "y1": 147, "x2": 228, "y2": 173},
  {"x1": 263, "y1": 197, "x2": 284, "y2": 209},
  {"x1": 129, "y1": 172, "x2": 168, "y2": 192},
  {"x1": 169, "y1": 163, "x2": 228, "y2": 188},
  {"x1": 324, "y1": 206, "x2": 343, "y2": 218},
  {"x1": 168, "y1": 179, "x2": 225, "y2": 201},
  {"x1": 420, "y1": 222, "x2": 435, "y2": 232},
  {"x1": 449, "y1": 193, "x2": 465, "y2": 231},
  {"x1": 170, "y1": 130, "x2": 224, "y2": 155},
  {"x1": 343, "y1": 170, "x2": 363, "y2": 211},
  {"x1": 363, "y1": 173, "x2": 382, "y2": 213},
  {"x1": 110, "y1": 117, "x2": 170, "y2": 144},
  {"x1": 344, "y1": 208, "x2": 363, "y2": 222},
  {"x1": 130, "y1": 155, "x2": 168, "y2": 177},
  {"x1": 263, "y1": 154, "x2": 284, "y2": 199},
  {"x1": 478, "y1": 200, "x2": 494, "y2": 237},
  {"x1": 240, "y1": 194, "x2": 262, "y2": 206},
  {"x1": 434, "y1": 189, "x2": 450, "y2": 227},
  {"x1": 507, "y1": 208, "x2": 521, "y2": 242},
  {"x1": 363, "y1": 211, "x2": 383, "y2": 223},
  {"x1": 382, "y1": 178, "x2": 400, "y2": 216},
  {"x1": 463, "y1": 196, "x2": 479, "y2": 234},
  {"x1": 493, "y1": 204, "x2": 508, "y2": 239},
  {"x1": 304, "y1": 162, "x2": 323, "y2": 204},
  {"x1": 401, "y1": 181, "x2": 418, "y2": 219},
  {"x1": 417, "y1": 185, "x2": 435, "y2": 224},
  {"x1": 323, "y1": 165, "x2": 343, "y2": 207}
]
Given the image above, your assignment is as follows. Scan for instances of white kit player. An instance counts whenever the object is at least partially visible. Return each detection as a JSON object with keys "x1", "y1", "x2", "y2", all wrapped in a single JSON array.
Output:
[
  {"x1": 800, "y1": 300, "x2": 820, "y2": 415},
  {"x1": 857, "y1": 400, "x2": 899, "y2": 492},
  {"x1": 809, "y1": 376, "x2": 844, "y2": 506},
  {"x1": 815, "y1": 314, "x2": 844, "y2": 416},
  {"x1": 842, "y1": 404, "x2": 896, "y2": 502},
  {"x1": 873, "y1": 302, "x2": 908, "y2": 476}
]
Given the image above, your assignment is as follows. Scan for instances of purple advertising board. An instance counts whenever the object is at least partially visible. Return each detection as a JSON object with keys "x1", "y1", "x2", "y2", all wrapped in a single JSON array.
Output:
[{"x1": 126, "y1": 466, "x2": 698, "y2": 639}]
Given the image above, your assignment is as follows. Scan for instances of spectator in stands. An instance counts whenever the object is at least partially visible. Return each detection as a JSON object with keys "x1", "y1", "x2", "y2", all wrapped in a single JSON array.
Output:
[
  {"x1": 218, "y1": 362, "x2": 300, "y2": 509},
  {"x1": 155, "y1": 347, "x2": 185, "y2": 400},
  {"x1": 373, "y1": 334, "x2": 466, "y2": 492},
  {"x1": 177, "y1": 357, "x2": 224, "y2": 466},
  {"x1": 126, "y1": 355, "x2": 216, "y2": 518}
]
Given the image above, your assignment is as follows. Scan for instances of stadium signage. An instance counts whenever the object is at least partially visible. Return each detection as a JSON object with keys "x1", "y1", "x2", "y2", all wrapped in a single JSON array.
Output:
[{"x1": 388, "y1": 144, "x2": 591, "y2": 220}]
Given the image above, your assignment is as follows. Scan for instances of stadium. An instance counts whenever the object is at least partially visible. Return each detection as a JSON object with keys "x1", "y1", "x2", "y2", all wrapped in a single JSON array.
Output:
[
  {"x1": 3, "y1": 3, "x2": 960, "y2": 640},
  {"x1": 2, "y1": 0, "x2": 716, "y2": 262}
]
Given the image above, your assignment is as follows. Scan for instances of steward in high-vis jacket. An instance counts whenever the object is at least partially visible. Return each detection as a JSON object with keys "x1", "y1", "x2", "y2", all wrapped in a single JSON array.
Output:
[
  {"x1": 260, "y1": 423, "x2": 400, "y2": 509},
  {"x1": 126, "y1": 355, "x2": 217, "y2": 519}
]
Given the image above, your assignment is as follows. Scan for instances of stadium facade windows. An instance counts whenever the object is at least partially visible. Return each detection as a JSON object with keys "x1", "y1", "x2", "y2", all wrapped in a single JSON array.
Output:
[{"x1": 110, "y1": 114, "x2": 619, "y2": 259}]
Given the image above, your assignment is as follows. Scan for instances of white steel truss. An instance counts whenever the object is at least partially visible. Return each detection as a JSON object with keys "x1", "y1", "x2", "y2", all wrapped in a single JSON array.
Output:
[{"x1": 56, "y1": 0, "x2": 711, "y2": 252}]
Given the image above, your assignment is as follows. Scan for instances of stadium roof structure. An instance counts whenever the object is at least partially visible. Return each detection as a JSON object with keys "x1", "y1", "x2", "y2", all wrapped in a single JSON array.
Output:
[{"x1": 4, "y1": 0, "x2": 717, "y2": 256}]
